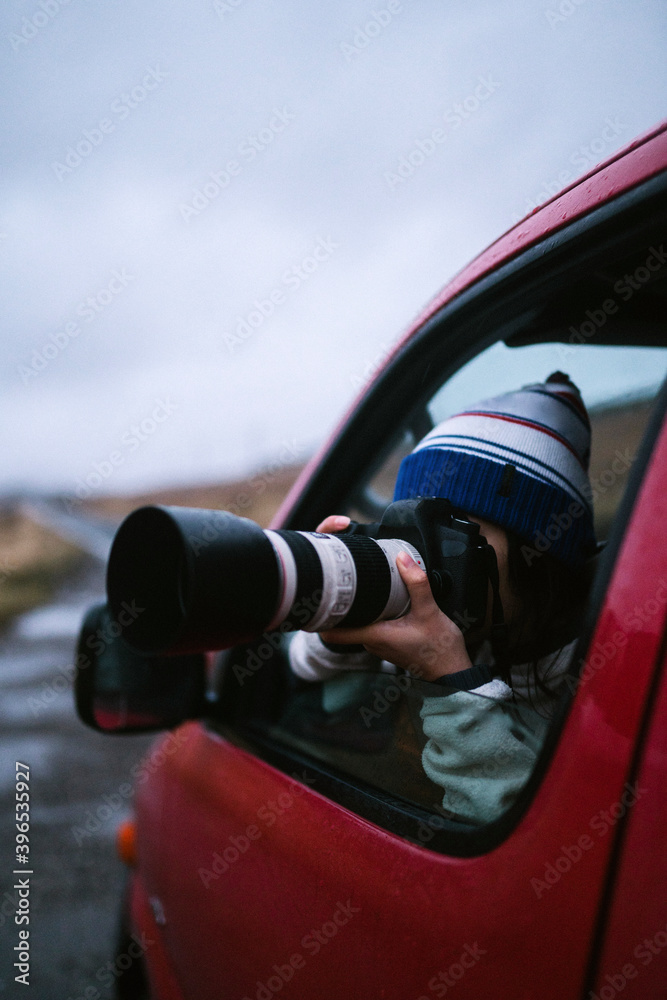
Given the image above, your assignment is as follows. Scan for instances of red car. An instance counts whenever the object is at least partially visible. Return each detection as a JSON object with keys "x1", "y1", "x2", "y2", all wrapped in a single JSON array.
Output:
[{"x1": 76, "y1": 121, "x2": 667, "y2": 999}]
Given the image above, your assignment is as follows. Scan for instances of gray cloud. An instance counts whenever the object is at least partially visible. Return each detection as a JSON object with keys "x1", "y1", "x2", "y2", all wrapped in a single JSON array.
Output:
[{"x1": 1, "y1": 0, "x2": 666, "y2": 493}]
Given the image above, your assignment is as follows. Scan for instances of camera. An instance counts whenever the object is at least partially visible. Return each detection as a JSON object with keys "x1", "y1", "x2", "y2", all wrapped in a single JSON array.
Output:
[{"x1": 106, "y1": 498, "x2": 498, "y2": 656}]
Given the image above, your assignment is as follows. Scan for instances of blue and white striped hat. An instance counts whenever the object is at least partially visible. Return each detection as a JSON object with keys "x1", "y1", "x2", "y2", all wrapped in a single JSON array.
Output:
[{"x1": 393, "y1": 372, "x2": 596, "y2": 566}]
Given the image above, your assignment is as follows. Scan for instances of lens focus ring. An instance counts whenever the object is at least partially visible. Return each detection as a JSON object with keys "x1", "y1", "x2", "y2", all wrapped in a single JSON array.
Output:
[{"x1": 335, "y1": 534, "x2": 391, "y2": 627}]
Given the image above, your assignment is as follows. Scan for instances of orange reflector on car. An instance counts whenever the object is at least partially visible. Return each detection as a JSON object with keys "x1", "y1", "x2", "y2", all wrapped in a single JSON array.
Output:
[{"x1": 116, "y1": 819, "x2": 137, "y2": 867}]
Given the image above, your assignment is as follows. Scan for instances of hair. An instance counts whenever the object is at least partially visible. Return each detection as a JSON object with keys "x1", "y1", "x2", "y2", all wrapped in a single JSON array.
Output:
[{"x1": 496, "y1": 530, "x2": 592, "y2": 705}]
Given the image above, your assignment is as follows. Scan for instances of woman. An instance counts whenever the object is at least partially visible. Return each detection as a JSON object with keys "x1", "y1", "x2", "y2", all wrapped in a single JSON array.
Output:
[{"x1": 290, "y1": 372, "x2": 596, "y2": 822}]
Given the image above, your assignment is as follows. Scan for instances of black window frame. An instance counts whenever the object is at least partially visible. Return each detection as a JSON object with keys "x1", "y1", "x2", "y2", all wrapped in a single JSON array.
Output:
[{"x1": 210, "y1": 168, "x2": 667, "y2": 857}]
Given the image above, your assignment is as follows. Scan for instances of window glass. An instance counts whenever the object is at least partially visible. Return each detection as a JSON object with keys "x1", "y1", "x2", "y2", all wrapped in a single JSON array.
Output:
[
  {"x1": 365, "y1": 343, "x2": 667, "y2": 541},
  {"x1": 347, "y1": 428, "x2": 416, "y2": 519},
  {"x1": 427, "y1": 342, "x2": 667, "y2": 425},
  {"x1": 260, "y1": 666, "x2": 554, "y2": 826}
]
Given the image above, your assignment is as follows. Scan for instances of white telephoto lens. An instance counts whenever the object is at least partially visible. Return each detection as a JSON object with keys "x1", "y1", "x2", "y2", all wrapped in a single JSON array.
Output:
[
  {"x1": 298, "y1": 532, "x2": 358, "y2": 631},
  {"x1": 265, "y1": 531, "x2": 425, "y2": 635}
]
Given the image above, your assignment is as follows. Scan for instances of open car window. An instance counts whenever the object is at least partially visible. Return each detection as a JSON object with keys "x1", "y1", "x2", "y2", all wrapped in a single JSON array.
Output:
[
  {"x1": 213, "y1": 177, "x2": 667, "y2": 851},
  {"x1": 217, "y1": 343, "x2": 667, "y2": 831}
]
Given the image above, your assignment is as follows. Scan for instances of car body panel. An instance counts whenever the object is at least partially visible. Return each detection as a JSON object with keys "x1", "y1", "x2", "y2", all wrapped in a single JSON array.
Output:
[
  {"x1": 418, "y1": 120, "x2": 667, "y2": 327},
  {"x1": 591, "y1": 644, "x2": 667, "y2": 999},
  {"x1": 129, "y1": 876, "x2": 184, "y2": 1000}
]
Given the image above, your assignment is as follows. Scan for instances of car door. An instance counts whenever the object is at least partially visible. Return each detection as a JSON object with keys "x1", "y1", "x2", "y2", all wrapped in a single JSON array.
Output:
[{"x1": 130, "y1": 148, "x2": 667, "y2": 999}]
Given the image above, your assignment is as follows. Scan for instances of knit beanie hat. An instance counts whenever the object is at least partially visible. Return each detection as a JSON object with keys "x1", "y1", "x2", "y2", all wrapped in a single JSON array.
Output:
[{"x1": 393, "y1": 372, "x2": 596, "y2": 566}]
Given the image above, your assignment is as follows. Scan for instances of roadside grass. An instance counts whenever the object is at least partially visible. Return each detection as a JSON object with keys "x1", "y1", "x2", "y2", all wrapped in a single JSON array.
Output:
[{"x1": 0, "y1": 508, "x2": 84, "y2": 628}]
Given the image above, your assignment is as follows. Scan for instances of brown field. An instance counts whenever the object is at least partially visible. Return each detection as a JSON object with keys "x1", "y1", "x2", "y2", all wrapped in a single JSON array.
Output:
[
  {"x1": 80, "y1": 461, "x2": 306, "y2": 529},
  {"x1": 588, "y1": 396, "x2": 654, "y2": 539}
]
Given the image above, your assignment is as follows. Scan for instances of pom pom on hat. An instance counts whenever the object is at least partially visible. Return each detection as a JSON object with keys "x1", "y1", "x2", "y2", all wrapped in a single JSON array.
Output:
[{"x1": 393, "y1": 372, "x2": 596, "y2": 566}]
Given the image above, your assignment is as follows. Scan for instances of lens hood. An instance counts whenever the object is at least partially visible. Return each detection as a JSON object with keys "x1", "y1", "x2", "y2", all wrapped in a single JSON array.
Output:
[{"x1": 106, "y1": 505, "x2": 281, "y2": 654}]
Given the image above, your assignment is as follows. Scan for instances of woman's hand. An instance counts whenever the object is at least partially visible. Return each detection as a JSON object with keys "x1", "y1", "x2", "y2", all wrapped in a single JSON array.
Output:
[{"x1": 315, "y1": 515, "x2": 473, "y2": 682}]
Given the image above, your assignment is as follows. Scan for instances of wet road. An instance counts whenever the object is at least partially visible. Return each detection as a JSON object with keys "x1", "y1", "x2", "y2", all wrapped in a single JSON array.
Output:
[{"x1": 0, "y1": 555, "x2": 154, "y2": 998}]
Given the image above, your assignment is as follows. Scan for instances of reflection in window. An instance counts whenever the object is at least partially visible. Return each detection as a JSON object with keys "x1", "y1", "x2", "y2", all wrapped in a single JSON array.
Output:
[{"x1": 262, "y1": 668, "x2": 554, "y2": 826}]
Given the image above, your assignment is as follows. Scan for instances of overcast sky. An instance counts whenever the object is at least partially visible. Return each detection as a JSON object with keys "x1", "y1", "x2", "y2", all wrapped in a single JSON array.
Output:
[{"x1": 2, "y1": 0, "x2": 666, "y2": 498}]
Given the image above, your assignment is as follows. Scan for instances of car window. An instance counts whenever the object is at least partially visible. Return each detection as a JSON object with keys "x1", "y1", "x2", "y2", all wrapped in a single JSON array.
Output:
[
  {"x1": 213, "y1": 178, "x2": 667, "y2": 847},
  {"x1": 215, "y1": 338, "x2": 667, "y2": 835}
]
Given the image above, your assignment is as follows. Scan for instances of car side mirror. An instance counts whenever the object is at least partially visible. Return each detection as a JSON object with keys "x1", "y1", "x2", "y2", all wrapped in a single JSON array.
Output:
[{"x1": 74, "y1": 604, "x2": 208, "y2": 734}]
